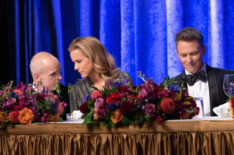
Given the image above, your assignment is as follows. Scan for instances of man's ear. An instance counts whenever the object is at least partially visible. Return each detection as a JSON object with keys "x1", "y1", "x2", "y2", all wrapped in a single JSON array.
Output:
[
  {"x1": 33, "y1": 73, "x2": 40, "y2": 84},
  {"x1": 202, "y1": 45, "x2": 206, "y2": 56}
]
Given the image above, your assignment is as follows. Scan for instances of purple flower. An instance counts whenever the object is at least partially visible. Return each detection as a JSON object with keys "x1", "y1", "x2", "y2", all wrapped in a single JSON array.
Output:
[
  {"x1": 84, "y1": 95, "x2": 91, "y2": 102},
  {"x1": 97, "y1": 107, "x2": 107, "y2": 117},
  {"x1": 95, "y1": 98, "x2": 104, "y2": 108},
  {"x1": 144, "y1": 103, "x2": 156, "y2": 117},
  {"x1": 168, "y1": 84, "x2": 181, "y2": 92},
  {"x1": 11, "y1": 91, "x2": 19, "y2": 98},
  {"x1": 106, "y1": 102, "x2": 120, "y2": 111},
  {"x1": 41, "y1": 112, "x2": 49, "y2": 122}
]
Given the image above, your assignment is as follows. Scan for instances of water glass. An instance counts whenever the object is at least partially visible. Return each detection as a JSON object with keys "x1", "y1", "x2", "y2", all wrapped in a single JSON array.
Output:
[{"x1": 193, "y1": 97, "x2": 204, "y2": 118}]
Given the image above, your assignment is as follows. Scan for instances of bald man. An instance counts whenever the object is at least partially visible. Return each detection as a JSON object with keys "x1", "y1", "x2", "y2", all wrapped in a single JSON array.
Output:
[{"x1": 30, "y1": 52, "x2": 70, "y2": 119}]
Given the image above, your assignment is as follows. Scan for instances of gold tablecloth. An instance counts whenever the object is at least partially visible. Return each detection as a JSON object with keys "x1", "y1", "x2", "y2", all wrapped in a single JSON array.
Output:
[{"x1": 1, "y1": 120, "x2": 234, "y2": 155}]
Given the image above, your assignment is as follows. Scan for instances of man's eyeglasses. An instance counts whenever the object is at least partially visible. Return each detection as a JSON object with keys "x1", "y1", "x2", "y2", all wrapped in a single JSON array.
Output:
[{"x1": 49, "y1": 70, "x2": 63, "y2": 77}]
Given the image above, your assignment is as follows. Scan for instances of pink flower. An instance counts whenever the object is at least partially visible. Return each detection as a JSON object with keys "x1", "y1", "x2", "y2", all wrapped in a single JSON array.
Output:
[
  {"x1": 95, "y1": 98, "x2": 104, "y2": 108},
  {"x1": 144, "y1": 103, "x2": 155, "y2": 116},
  {"x1": 138, "y1": 89, "x2": 148, "y2": 99},
  {"x1": 91, "y1": 90, "x2": 103, "y2": 99},
  {"x1": 6, "y1": 98, "x2": 16, "y2": 106}
]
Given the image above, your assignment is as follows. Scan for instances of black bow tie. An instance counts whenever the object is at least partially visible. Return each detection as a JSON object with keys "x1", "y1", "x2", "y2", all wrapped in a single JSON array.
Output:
[{"x1": 185, "y1": 71, "x2": 207, "y2": 86}]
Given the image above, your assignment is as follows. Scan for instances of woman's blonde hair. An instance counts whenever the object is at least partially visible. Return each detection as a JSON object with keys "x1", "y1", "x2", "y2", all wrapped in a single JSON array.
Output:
[{"x1": 68, "y1": 36, "x2": 119, "y2": 79}]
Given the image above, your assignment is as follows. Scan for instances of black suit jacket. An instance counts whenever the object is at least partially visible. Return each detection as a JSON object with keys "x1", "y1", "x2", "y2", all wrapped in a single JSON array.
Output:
[
  {"x1": 174, "y1": 65, "x2": 234, "y2": 116},
  {"x1": 52, "y1": 84, "x2": 70, "y2": 120}
]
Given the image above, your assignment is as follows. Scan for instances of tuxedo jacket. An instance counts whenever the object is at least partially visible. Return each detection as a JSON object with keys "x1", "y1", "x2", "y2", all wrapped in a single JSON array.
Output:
[{"x1": 174, "y1": 65, "x2": 234, "y2": 116}]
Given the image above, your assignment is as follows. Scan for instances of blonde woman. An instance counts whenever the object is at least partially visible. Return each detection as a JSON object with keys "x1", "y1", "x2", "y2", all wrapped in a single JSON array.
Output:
[{"x1": 68, "y1": 36, "x2": 132, "y2": 111}]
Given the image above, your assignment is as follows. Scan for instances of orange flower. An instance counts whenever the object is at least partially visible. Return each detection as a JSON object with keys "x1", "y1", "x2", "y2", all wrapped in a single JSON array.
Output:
[
  {"x1": 46, "y1": 115, "x2": 59, "y2": 122},
  {"x1": 110, "y1": 110, "x2": 123, "y2": 124},
  {"x1": 14, "y1": 90, "x2": 23, "y2": 97},
  {"x1": 229, "y1": 100, "x2": 234, "y2": 118},
  {"x1": 182, "y1": 112, "x2": 190, "y2": 119},
  {"x1": 0, "y1": 112, "x2": 8, "y2": 127},
  {"x1": 18, "y1": 108, "x2": 34, "y2": 124},
  {"x1": 93, "y1": 108, "x2": 100, "y2": 120},
  {"x1": 57, "y1": 102, "x2": 64, "y2": 116}
]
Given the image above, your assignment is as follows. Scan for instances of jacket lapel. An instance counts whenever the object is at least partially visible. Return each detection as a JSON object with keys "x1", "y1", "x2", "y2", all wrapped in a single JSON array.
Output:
[
  {"x1": 180, "y1": 71, "x2": 188, "y2": 89},
  {"x1": 207, "y1": 65, "x2": 220, "y2": 115}
]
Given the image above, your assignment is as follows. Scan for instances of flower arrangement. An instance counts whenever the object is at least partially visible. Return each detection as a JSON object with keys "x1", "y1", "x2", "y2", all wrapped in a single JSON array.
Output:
[
  {"x1": 0, "y1": 82, "x2": 66, "y2": 129},
  {"x1": 80, "y1": 72, "x2": 199, "y2": 127}
]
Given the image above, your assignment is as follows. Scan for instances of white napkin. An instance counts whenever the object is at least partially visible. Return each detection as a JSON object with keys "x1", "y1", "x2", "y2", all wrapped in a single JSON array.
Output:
[
  {"x1": 213, "y1": 102, "x2": 230, "y2": 117},
  {"x1": 67, "y1": 110, "x2": 84, "y2": 123}
]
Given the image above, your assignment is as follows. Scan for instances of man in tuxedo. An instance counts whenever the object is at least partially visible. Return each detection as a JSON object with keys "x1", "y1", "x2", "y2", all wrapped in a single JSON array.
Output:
[
  {"x1": 174, "y1": 27, "x2": 234, "y2": 116},
  {"x1": 30, "y1": 52, "x2": 70, "y2": 120}
]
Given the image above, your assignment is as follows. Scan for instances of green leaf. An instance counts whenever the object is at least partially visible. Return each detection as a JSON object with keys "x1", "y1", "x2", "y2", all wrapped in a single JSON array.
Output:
[
  {"x1": 121, "y1": 116, "x2": 133, "y2": 125},
  {"x1": 55, "y1": 84, "x2": 61, "y2": 97},
  {"x1": 82, "y1": 109, "x2": 94, "y2": 125},
  {"x1": 67, "y1": 83, "x2": 72, "y2": 94}
]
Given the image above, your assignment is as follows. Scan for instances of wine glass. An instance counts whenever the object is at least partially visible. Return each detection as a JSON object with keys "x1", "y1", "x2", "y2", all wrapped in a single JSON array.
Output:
[{"x1": 223, "y1": 74, "x2": 234, "y2": 96}]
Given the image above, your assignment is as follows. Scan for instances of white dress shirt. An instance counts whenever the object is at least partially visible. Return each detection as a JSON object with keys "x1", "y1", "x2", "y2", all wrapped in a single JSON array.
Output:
[{"x1": 185, "y1": 64, "x2": 211, "y2": 116}]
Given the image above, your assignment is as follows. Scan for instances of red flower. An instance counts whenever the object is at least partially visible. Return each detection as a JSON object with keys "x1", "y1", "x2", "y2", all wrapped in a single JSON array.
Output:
[
  {"x1": 155, "y1": 116, "x2": 163, "y2": 124},
  {"x1": 231, "y1": 96, "x2": 234, "y2": 107},
  {"x1": 9, "y1": 111, "x2": 20, "y2": 123},
  {"x1": 91, "y1": 90, "x2": 103, "y2": 99},
  {"x1": 80, "y1": 102, "x2": 89, "y2": 113},
  {"x1": 106, "y1": 92, "x2": 120, "y2": 104},
  {"x1": 160, "y1": 98, "x2": 176, "y2": 114},
  {"x1": 36, "y1": 93, "x2": 45, "y2": 101},
  {"x1": 120, "y1": 102, "x2": 135, "y2": 115},
  {"x1": 119, "y1": 86, "x2": 129, "y2": 93},
  {"x1": 195, "y1": 107, "x2": 200, "y2": 115}
]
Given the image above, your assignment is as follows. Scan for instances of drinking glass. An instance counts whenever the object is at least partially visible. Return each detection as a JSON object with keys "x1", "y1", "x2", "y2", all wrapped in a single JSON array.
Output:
[
  {"x1": 223, "y1": 74, "x2": 234, "y2": 96},
  {"x1": 193, "y1": 97, "x2": 204, "y2": 118},
  {"x1": 190, "y1": 91, "x2": 204, "y2": 118}
]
